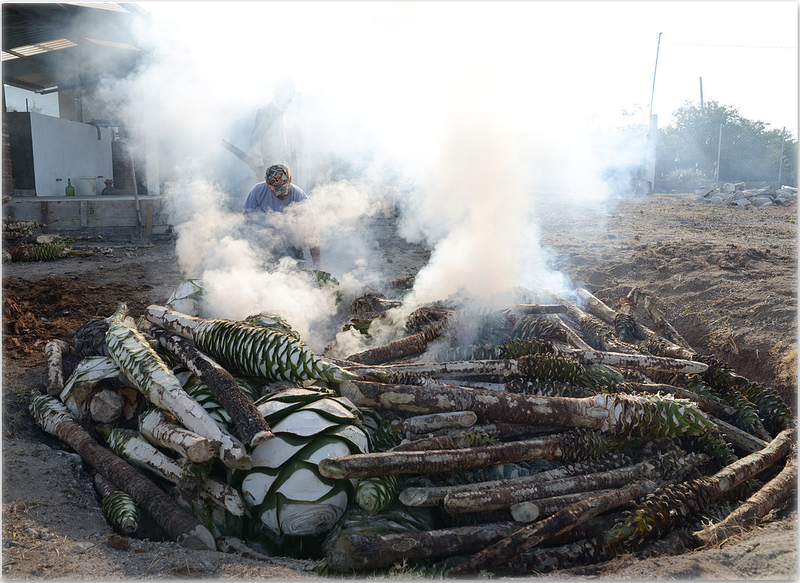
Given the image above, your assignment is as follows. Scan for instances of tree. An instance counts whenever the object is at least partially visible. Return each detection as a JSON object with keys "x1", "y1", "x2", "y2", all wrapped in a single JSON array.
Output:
[{"x1": 655, "y1": 101, "x2": 797, "y2": 186}]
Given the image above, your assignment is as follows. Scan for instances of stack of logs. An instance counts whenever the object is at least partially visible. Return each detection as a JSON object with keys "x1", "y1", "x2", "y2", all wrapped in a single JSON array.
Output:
[{"x1": 32, "y1": 282, "x2": 796, "y2": 577}]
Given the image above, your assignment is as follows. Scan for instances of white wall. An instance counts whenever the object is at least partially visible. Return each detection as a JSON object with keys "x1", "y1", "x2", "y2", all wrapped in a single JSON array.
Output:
[{"x1": 30, "y1": 113, "x2": 113, "y2": 197}]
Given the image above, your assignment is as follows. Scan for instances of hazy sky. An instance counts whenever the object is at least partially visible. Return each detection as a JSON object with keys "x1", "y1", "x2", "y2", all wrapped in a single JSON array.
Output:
[{"x1": 138, "y1": 1, "x2": 798, "y2": 136}]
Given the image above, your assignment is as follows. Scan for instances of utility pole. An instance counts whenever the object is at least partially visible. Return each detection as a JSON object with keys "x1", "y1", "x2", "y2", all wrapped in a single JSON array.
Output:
[
  {"x1": 646, "y1": 33, "x2": 662, "y2": 192},
  {"x1": 699, "y1": 77, "x2": 703, "y2": 109},
  {"x1": 649, "y1": 33, "x2": 662, "y2": 118}
]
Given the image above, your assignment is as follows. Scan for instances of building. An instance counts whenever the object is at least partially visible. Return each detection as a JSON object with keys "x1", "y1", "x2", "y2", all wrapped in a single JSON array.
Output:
[{"x1": 2, "y1": 3, "x2": 169, "y2": 238}]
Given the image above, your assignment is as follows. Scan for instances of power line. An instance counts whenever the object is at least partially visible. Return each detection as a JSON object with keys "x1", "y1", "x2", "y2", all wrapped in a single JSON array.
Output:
[{"x1": 664, "y1": 41, "x2": 797, "y2": 49}]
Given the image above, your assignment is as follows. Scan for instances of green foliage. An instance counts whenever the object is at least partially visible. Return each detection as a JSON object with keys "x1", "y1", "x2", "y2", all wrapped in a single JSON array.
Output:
[{"x1": 655, "y1": 100, "x2": 797, "y2": 186}]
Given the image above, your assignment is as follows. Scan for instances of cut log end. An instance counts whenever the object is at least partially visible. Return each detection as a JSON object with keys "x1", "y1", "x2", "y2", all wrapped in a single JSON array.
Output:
[
  {"x1": 510, "y1": 501, "x2": 540, "y2": 523},
  {"x1": 176, "y1": 524, "x2": 217, "y2": 551},
  {"x1": 247, "y1": 429, "x2": 275, "y2": 448}
]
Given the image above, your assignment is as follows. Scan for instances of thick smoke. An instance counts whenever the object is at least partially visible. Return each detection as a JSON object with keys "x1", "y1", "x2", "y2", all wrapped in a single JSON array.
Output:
[{"x1": 81, "y1": 4, "x2": 657, "y2": 353}]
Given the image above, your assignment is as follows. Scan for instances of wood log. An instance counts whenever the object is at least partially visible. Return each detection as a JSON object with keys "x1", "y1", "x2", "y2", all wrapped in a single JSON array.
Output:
[
  {"x1": 45, "y1": 339, "x2": 71, "y2": 396},
  {"x1": 575, "y1": 287, "x2": 650, "y2": 341},
  {"x1": 629, "y1": 382, "x2": 735, "y2": 418},
  {"x1": 29, "y1": 393, "x2": 215, "y2": 550},
  {"x1": 138, "y1": 408, "x2": 221, "y2": 463},
  {"x1": 450, "y1": 481, "x2": 656, "y2": 575},
  {"x1": 93, "y1": 471, "x2": 139, "y2": 534},
  {"x1": 443, "y1": 460, "x2": 660, "y2": 514},
  {"x1": 318, "y1": 428, "x2": 613, "y2": 479},
  {"x1": 89, "y1": 389, "x2": 125, "y2": 423},
  {"x1": 642, "y1": 293, "x2": 693, "y2": 350},
  {"x1": 708, "y1": 415, "x2": 769, "y2": 455},
  {"x1": 693, "y1": 454, "x2": 798, "y2": 547},
  {"x1": 390, "y1": 433, "x2": 486, "y2": 452},
  {"x1": 510, "y1": 488, "x2": 618, "y2": 522},
  {"x1": 399, "y1": 453, "x2": 631, "y2": 507},
  {"x1": 104, "y1": 427, "x2": 245, "y2": 516},
  {"x1": 511, "y1": 304, "x2": 567, "y2": 314},
  {"x1": 605, "y1": 428, "x2": 797, "y2": 550},
  {"x1": 394, "y1": 411, "x2": 477, "y2": 435},
  {"x1": 139, "y1": 320, "x2": 273, "y2": 447},
  {"x1": 327, "y1": 521, "x2": 520, "y2": 572},
  {"x1": 338, "y1": 381, "x2": 715, "y2": 440},
  {"x1": 346, "y1": 319, "x2": 449, "y2": 364},
  {"x1": 549, "y1": 317, "x2": 593, "y2": 350},
  {"x1": 422, "y1": 422, "x2": 561, "y2": 441},
  {"x1": 348, "y1": 349, "x2": 707, "y2": 381}
]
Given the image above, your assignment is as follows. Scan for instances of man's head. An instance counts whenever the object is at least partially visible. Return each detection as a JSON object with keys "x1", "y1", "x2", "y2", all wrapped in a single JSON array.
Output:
[
  {"x1": 104, "y1": 179, "x2": 113, "y2": 185},
  {"x1": 266, "y1": 164, "x2": 292, "y2": 199}
]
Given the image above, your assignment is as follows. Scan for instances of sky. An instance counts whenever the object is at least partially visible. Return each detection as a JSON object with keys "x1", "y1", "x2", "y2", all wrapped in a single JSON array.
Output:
[{"x1": 136, "y1": 1, "x2": 798, "y2": 134}]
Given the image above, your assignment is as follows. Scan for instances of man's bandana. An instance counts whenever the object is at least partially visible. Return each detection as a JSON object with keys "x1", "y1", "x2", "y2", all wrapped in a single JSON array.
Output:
[{"x1": 266, "y1": 164, "x2": 292, "y2": 193}]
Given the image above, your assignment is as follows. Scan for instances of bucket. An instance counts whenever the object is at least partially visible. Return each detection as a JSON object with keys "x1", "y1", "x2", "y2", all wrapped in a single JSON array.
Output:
[{"x1": 76, "y1": 176, "x2": 98, "y2": 196}]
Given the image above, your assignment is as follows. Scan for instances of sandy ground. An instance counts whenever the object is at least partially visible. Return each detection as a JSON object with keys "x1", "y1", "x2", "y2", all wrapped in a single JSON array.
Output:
[{"x1": 2, "y1": 192, "x2": 797, "y2": 579}]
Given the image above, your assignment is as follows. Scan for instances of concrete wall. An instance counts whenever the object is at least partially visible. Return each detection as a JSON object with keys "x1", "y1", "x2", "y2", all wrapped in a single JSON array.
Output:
[
  {"x1": 6, "y1": 112, "x2": 113, "y2": 197},
  {"x1": 3, "y1": 194, "x2": 172, "y2": 239}
]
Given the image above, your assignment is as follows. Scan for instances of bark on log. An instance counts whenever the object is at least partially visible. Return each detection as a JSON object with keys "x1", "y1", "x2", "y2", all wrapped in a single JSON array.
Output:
[
  {"x1": 558, "y1": 347, "x2": 707, "y2": 374},
  {"x1": 29, "y1": 393, "x2": 215, "y2": 549},
  {"x1": 511, "y1": 304, "x2": 568, "y2": 314},
  {"x1": 346, "y1": 319, "x2": 449, "y2": 364},
  {"x1": 45, "y1": 339, "x2": 71, "y2": 396},
  {"x1": 575, "y1": 288, "x2": 650, "y2": 341},
  {"x1": 394, "y1": 411, "x2": 477, "y2": 435},
  {"x1": 510, "y1": 488, "x2": 618, "y2": 522},
  {"x1": 138, "y1": 408, "x2": 221, "y2": 463},
  {"x1": 348, "y1": 349, "x2": 707, "y2": 381},
  {"x1": 642, "y1": 293, "x2": 693, "y2": 350},
  {"x1": 443, "y1": 460, "x2": 659, "y2": 515},
  {"x1": 451, "y1": 481, "x2": 656, "y2": 576},
  {"x1": 399, "y1": 453, "x2": 631, "y2": 507},
  {"x1": 328, "y1": 521, "x2": 520, "y2": 572},
  {"x1": 318, "y1": 428, "x2": 613, "y2": 479},
  {"x1": 630, "y1": 382, "x2": 735, "y2": 418},
  {"x1": 604, "y1": 428, "x2": 797, "y2": 551},
  {"x1": 93, "y1": 471, "x2": 138, "y2": 534},
  {"x1": 338, "y1": 380, "x2": 714, "y2": 439},
  {"x1": 139, "y1": 321, "x2": 273, "y2": 447},
  {"x1": 693, "y1": 455, "x2": 797, "y2": 547},
  {"x1": 708, "y1": 415, "x2": 769, "y2": 455}
]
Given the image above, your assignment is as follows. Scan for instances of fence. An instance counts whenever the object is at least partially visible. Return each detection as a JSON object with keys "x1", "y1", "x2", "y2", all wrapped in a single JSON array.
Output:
[{"x1": 654, "y1": 122, "x2": 797, "y2": 191}]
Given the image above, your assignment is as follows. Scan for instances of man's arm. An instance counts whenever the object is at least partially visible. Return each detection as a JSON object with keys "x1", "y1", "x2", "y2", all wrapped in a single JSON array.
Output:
[{"x1": 309, "y1": 245, "x2": 321, "y2": 270}]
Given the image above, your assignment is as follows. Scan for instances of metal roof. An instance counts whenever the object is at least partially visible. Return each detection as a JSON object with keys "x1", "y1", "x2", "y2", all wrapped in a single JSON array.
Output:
[{"x1": 2, "y1": 3, "x2": 148, "y2": 94}]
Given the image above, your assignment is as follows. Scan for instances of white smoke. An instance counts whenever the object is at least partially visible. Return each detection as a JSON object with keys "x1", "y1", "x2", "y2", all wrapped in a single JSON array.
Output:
[{"x1": 83, "y1": 3, "x2": 665, "y2": 352}]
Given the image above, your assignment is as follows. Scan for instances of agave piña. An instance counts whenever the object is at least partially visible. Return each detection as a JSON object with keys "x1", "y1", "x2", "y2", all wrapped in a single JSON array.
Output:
[{"x1": 234, "y1": 388, "x2": 369, "y2": 537}]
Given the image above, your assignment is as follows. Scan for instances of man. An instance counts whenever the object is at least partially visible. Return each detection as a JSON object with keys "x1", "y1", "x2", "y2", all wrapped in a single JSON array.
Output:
[{"x1": 243, "y1": 163, "x2": 321, "y2": 269}]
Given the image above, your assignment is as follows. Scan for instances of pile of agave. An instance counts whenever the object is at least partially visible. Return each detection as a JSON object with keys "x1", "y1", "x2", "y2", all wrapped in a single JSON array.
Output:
[
  {"x1": 29, "y1": 274, "x2": 796, "y2": 576},
  {"x1": 2, "y1": 217, "x2": 95, "y2": 262}
]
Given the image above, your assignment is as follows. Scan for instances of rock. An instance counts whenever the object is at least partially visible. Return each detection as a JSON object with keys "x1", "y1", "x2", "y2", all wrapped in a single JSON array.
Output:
[
  {"x1": 751, "y1": 195, "x2": 775, "y2": 207},
  {"x1": 695, "y1": 186, "x2": 714, "y2": 197},
  {"x1": 732, "y1": 198, "x2": 752, "y2": 207}
]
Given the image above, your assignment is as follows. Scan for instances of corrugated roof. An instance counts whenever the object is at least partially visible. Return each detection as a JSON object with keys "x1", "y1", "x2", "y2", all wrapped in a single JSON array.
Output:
[{"x1": 2, "y1": 3, "x2": 147, "y2": 94}]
